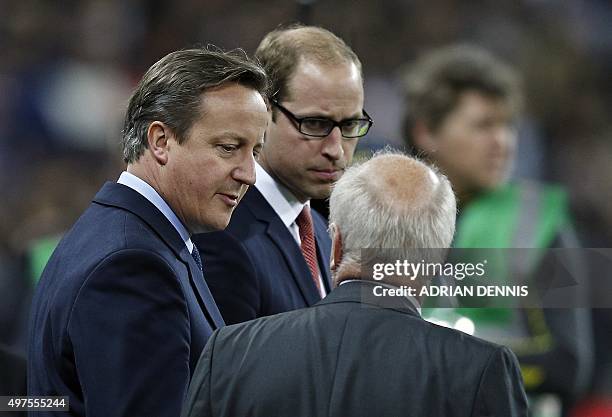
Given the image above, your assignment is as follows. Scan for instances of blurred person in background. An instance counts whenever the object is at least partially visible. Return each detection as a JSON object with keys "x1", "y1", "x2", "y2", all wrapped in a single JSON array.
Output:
[
  {"x1": 0, "y1": 343, "x2": 26, "y2": 416},
  {"x1": 27, "y1": 48, "x2": 270, "y2": 417},
  {"x1": 194, "y1": 24, "x2": 372, "y2": 324},
  {"x1": 183, "y1": 152, "x2": 528, "y2": 417},
  {"x1": 401, "y1": 45, "x2": 593, "y2": 417}
]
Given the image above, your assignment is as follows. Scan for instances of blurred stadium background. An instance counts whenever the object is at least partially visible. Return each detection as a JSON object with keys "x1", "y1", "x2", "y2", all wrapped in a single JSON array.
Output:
[{"x1": 1, "y1": 0, "x2": 610, "y2": 415}]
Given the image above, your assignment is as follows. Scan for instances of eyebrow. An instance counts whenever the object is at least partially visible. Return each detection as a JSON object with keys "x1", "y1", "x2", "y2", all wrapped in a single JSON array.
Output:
[
  {"x1": 297, "y1": 110, "x2": 365, "y2": 121},
  {"x1": 212, "y1": 133, "x2": 248, "y2": 142},
  {"x1": 213, "y1": 132, "x2": 265, "y2": 147}
]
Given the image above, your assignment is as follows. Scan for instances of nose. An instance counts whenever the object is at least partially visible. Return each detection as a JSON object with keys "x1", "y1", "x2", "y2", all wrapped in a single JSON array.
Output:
[
  {"x1": 321, "y1": 126, "x2": 344, "y2": 161},
  {"x1": 489, "y1": 124, "x2": 513, "y2": 150},
  {"x1": 232, "y1": 153, "x2": 257, "y2": 186}
]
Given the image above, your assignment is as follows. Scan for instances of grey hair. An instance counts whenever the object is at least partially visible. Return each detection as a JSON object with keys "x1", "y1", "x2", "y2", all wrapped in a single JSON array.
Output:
[
  {"x1": 329, "y1": 149, "x2": 457, "y2": 276},
  {"x1": 121, "y1": 46, "x2": 270, "y2": 163}
]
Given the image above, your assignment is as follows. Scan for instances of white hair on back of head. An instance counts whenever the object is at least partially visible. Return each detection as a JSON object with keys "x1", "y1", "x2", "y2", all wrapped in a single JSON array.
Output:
[{"x1": 329, "y1": 149, "x2": 456, "y2": 276}]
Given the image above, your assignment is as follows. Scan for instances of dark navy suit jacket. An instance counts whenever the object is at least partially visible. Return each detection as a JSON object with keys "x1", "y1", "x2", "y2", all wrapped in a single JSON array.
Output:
[
  {"x1": 183, "y1": 281, "x2": 528, "y2": 417},
  {"x1": 27, "y1": 182, "x2": 224, "y2": 417},
  {"x1": 193, "y1": 187, "x2": 332, "y2": 325}
]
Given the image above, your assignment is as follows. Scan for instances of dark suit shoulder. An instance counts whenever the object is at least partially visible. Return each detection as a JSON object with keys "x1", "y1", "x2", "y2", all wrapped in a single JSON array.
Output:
[
  {"x1": 223, "y1": 188, "x2": 268, "y2": 237},
  {"x1": 210, "y1": 304, "x2": 323, "y2": 362},
  {"x1": 53, "y1": 203, "x2": 178, "y2": 275},
  {"x1": 311, "y1": 208, "x2": 328, "y2": 229},
  {"x1": 217, "y1": 292, "x2": 505, "y2": 356},
  {"x1": 422, "y1": 314, "x2": 509, "y2": 352},
  {"x1": 193, "y1": 296, "x2": 527, "y2": 417}
]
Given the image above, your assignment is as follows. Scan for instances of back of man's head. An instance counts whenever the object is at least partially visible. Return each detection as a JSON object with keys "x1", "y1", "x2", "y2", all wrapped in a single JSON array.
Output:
[
  {"x1": 329, "y1": 151, "x2": 456, "y2": 285},
  {"x1": 255, "y1": 24, "x2": 362, "y2": 101}
]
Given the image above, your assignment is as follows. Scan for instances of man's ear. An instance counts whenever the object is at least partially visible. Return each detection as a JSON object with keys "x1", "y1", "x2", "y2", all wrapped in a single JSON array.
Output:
[
  {"x1": 330, "y1": 223, "x2": 343, "y2": 271},
  {"x1": 147, "y1": 121, "x2": 171, "y2": 165},
  {"x1": 412, "y1": 119, "x2": 437, "y2": 154}
]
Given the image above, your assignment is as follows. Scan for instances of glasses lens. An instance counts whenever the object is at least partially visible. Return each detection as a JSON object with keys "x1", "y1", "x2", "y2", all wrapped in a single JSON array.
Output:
[
  {"x1": 300, "y1": 118, "x2": 334, "y2": 136},
  {"x1": 341, "y1": 120, "x2": 371, "y2": 138}
]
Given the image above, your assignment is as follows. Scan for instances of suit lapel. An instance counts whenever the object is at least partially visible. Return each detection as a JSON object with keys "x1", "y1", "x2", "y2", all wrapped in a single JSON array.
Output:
[
  {"x1": 179, "y1": 246, "x2": 225, "y2": 329},
  {"x1": 265, "y1": 221, "x2": 322, "y2": 305},
  {"x1": 245, "y1": 188, "x2": 322, "y2": 305},
  {"x1": 313, "y1": 218, "x2": 332, "y2": 293},
  {"x1": 93, "y1": 182, "x2": 224, "y2": 329}
]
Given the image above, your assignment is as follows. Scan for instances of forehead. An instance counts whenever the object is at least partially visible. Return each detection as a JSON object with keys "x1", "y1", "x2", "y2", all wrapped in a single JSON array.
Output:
[
  {"x1": 452, "y1": 91, "x2": 513, "y2": 120},
  {"x1": 190, "y1": 83, "x2": 268, "y2": 136},
  {"x1": 284, "y1": 59, "x2": 364, "y2": 109},
  {"x1": 199, "y1": 83, "x2": 266, "y2": 113}
]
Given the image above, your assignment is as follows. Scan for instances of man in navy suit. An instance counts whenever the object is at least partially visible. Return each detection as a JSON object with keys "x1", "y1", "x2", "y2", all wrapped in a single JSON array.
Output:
[
  {"x1": 27, "y1": 48, "x2": 270, "y2": 417},
  {"x1": 194, "y1": 25, "x2": 372, "y2": 324}
]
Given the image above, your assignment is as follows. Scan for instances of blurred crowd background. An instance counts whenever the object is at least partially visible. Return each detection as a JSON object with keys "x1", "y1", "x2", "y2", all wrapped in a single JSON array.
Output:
[{"x1": 1, "y1": 0, "x2": 611, "y2": 411}]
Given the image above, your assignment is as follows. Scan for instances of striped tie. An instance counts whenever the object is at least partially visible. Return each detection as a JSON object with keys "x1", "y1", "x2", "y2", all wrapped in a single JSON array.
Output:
[{"x1": 296, "y1": 206, "x2": 322, "y2": 295}]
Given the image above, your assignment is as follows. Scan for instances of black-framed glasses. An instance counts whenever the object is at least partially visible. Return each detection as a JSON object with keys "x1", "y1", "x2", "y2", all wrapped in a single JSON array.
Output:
[{"x1": 271, "y1": 99, "x2": 373, "y2": 139}]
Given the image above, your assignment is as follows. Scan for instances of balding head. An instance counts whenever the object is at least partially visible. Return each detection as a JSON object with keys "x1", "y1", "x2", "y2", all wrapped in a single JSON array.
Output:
[
  {"x1": 329, "y1": 151, "x2": 456, "y2": 285},
  {"x1": 363, "y1": 154, "x2": 444, "y2": 213}
]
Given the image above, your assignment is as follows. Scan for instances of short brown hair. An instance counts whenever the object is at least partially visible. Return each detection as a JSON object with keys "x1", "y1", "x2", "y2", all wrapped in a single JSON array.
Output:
[
  {"x1": 401, "y1": 45, "x2": 521, "y2": 152},
  {"x1": 255, "y1": 24, "x2": 362, "y2": 103},
  {"x1": 122, "y1": 47, "x2": 270, "y2": 163}
]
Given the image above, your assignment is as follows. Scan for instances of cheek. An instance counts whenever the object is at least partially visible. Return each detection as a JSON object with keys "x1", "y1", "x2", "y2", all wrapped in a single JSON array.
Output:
[
  {"x1": 447, "y1": 134, "x2": 482, "y2": 161},
  {"x1": 270, "y1": 122, "x2": 297, "y2": 149},
  {"x1": 190, "y1": 157, "x2": 225, "y2": 193},
  {"x1": 281, "y1": 137, "x2": 314, "y2": 165},
  {"x1": 505, "y1": 135, "x2": 518, "y2": 153},
  {"x1": 207, "y1": 162, "x2": 232, "y2": 184},
  {"x1": 165, "y1": 163, "x2": 191, "y2": 198},
  {"x1": 264, "y1": 130, "x2": 298, "y2": 163},
  {"x1": 341, "y1": 141, "x2": 357, "y2": 162}
]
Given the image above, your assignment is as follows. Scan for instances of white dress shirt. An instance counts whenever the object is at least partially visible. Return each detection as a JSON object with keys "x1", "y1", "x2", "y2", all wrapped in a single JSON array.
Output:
[
  {"x1": 255, "y1": 163, "x2": 327, "y2": 297},
  {"x1": 117, "y1": 171, "x2": 195, "y2": 254}
]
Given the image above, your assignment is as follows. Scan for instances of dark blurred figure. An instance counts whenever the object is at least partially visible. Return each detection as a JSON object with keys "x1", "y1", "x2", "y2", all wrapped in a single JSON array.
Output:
[
  {"x1": 0, "y1": 343, "x2": 26, "y2": 417},
  {"x1": 0, "y1": 253, "x2": 30, "y2": 350},
  {"x1": 0, "y1": 343, "x2": 26, "y2": 394},
  {"x1": 401, "y1": 45, "x2": 593, "y2": 416}
]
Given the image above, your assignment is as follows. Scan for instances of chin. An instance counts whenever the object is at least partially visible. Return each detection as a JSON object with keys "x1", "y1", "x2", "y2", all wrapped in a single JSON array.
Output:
[
  {"x1": 482, "y1": 178, "x2": 507, "y2": 191},
  {"x1": 208, "y1": 218, "x2": 231, "y2": 231},
  {"x1": 309, "y1": 185, "x2": 333, "y2": 200},
  {"x1": 191, "y1": 216, "x2": 231, "y2": 234},
  {"x1": 215, "y1": 213, "x2": 234, "y2": 230}
]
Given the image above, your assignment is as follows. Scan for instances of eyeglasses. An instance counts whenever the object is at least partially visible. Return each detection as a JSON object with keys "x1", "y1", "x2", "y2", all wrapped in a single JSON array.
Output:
[{"x1": 271, "y1": 99, "x2": 373, "y2": 139}]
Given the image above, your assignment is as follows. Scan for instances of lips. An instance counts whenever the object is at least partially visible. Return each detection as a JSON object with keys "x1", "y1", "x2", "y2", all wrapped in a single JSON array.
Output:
[
  {"x1": 217, "y1": 192, "x2": 240, "y2": 207},
  {"x1": 309, "y1": 168, "x2": 343, "y2": 181}
]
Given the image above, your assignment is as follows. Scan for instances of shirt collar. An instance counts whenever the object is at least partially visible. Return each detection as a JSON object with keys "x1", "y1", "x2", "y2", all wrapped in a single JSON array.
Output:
[
  {"x1": 117, "y1": 171, "x2": 194, "y2": 252},
  {"x1": 255, "y1": 163, "x2": 307, "y2": 227},
  {"x1": 339, "y1": 279, "x2": 422, "y2": 316}
]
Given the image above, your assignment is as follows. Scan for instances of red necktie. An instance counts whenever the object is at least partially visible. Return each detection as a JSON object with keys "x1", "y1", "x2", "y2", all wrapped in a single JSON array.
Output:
[{"x1": 296, "y1": 206, "x2": 322, "y2": 295}]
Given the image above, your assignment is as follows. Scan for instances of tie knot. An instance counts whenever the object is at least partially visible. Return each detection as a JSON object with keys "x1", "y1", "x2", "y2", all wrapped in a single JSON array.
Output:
[
  {"x1": 296, "y1": 205, "x2": 313, "y2": 232},
  {"x1": 191, "y1": 246, "x2": 203, "y2": 272}
]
